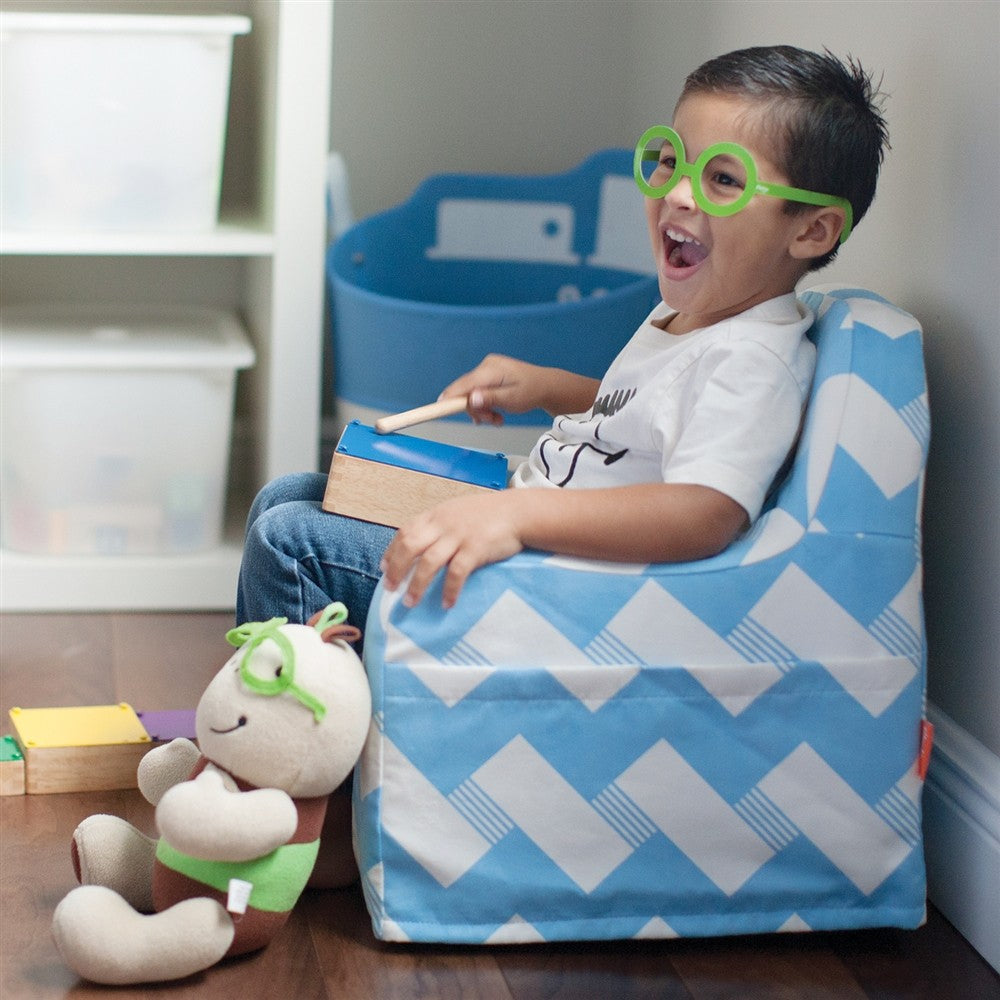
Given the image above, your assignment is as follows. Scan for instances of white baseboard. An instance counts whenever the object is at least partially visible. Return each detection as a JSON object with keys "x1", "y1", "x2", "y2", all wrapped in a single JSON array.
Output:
[{"x1": 923, "y1": 703, "x2": 1000, "y2": 973}]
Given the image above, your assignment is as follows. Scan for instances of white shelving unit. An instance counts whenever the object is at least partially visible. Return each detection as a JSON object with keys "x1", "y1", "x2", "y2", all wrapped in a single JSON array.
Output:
[{"x1": 0, "y1": 0, "x2": 333, "y2": 611}]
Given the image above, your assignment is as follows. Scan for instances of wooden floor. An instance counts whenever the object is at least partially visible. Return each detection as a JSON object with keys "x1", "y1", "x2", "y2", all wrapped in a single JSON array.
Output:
[{"x1": 2, "y1": 611, "x2": 998, "y2": 1000}]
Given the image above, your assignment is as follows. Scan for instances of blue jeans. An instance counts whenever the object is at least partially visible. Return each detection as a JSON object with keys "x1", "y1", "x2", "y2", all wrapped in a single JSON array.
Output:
[{"x1": 236, "y1": 472, "x2": 396, "y2": 640}]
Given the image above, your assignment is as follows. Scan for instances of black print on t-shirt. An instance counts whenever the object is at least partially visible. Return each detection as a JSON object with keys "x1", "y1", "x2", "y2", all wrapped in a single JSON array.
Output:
[
  {"x1": 538, "y1": 385, "x2": 637, "y2": 486},
  {"x1": 539, "y1": 436, "x2": 628, "y2": 486},
  {"x1": 592, "y1": 387, "x2": 637, "y2": 418}
]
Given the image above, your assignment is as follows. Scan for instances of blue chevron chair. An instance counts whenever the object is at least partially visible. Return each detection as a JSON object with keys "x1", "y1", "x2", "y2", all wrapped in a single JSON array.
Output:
[{"x1": 353, "y1": 284, "x2": 930, "y2": 944}]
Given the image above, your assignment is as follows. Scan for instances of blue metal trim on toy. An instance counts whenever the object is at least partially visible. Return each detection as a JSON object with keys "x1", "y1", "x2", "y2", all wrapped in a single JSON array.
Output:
[{"x1": 336, "y1": 421, "x2": 507, "y2": 490}]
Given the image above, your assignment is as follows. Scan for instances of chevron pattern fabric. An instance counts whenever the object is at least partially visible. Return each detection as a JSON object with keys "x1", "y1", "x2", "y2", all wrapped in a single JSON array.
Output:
[{"x1": 354, "y1": 285, "x2": 930, "y2": 944}]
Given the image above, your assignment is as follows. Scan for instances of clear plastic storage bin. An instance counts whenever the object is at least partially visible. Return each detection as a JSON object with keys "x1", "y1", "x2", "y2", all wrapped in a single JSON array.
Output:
[
  {"x1": 0, "y1": 12, "x2": 250, "y2": 231},
  {"x1": 0, "y1": 305, "x2": 255, "y2": 556}
]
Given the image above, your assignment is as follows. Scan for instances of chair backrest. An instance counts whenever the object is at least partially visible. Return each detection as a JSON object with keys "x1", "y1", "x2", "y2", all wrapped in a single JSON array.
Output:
[{"x1": 767, "y1": 286, "x2": 928, "y2": 543}]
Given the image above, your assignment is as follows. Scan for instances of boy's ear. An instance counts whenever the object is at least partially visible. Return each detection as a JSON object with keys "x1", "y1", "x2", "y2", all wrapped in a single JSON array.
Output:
[{"x1": 788, "y1": 207, "x2": 846, "y2": 260}]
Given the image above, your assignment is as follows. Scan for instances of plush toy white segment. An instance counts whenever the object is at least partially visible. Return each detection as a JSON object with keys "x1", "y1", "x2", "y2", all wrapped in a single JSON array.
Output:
[
  {"x1": 52, "y1": 604, "x2": 371, "y2": 985},
  {"x1": 53, "y1": 886, "x2": 235, "y2": 986}
]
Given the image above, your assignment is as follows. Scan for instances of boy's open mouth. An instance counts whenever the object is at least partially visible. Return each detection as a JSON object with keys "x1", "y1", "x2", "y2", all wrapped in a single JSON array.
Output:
[{"x1": 664, "y1": 227, "x2": 708, "y2": 269}]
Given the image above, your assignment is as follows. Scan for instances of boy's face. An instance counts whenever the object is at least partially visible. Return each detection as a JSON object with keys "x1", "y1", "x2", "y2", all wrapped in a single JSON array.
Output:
[{"x1": 645, "y1": 92, "x2": 816, "y2": 334}]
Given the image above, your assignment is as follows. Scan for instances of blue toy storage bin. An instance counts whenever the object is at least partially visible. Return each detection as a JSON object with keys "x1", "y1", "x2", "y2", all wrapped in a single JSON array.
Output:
[{"x1": 328, "y1": 150, "x2": 660, "y2": 438}]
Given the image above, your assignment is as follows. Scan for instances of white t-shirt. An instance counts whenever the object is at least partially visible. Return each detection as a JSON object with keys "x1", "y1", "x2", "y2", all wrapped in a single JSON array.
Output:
[{"x1": 511, "y1": 293, "x2": 816, "y2": 522}]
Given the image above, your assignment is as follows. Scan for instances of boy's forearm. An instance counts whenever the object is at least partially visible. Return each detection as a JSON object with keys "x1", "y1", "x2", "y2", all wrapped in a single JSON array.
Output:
[
  {"x1": 381, "y1": 480, "x2": 748, "y2": 610},
  {"x1": 538, "y1": 369, "x2": 601, "y2": 417},
  {"x1": 444, "y1": 357, "x2": 600, "y2": 425},
  {"x1": 511, "y1": 482, "x2": 748, "y2": 564}
]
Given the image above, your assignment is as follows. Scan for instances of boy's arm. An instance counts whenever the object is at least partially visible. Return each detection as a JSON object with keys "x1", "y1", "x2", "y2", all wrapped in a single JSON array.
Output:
[
  {"x1": 381, "y1": 482, "x2": 747, "y2": 610},
  {"x1": 440, "y1": 354, "x2": 600, "y2": 425}
]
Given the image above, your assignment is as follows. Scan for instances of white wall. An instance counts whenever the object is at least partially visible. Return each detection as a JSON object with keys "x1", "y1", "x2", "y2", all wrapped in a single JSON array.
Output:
[
  {"x1": 331, "y1": 0, "x2": 999, "y2": 763},
  {"x1": 329, "y1": 0, "x2": 633, "y2": 221}
]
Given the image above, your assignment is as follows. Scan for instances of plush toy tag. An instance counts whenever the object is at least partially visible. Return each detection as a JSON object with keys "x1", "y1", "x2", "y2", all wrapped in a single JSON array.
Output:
[{"x1": 227, "y1": 878, "x2": 254, "y2": 915}]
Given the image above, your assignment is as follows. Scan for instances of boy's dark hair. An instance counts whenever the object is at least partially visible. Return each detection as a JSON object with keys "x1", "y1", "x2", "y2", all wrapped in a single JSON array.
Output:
[{"x1": 681, "y1": 45, "x2": 889, "y2": 270}]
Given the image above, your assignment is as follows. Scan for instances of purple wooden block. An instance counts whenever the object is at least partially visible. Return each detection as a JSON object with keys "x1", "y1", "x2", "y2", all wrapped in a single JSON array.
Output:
[{"x1": 137, "y1": 709, "x2": 197, "y2": 742}]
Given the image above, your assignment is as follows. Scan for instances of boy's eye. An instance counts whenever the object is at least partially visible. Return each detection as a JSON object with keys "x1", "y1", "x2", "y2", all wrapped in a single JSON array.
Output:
[
  {"x1": 639, "y1": 134, "x2": 684, "y2": 189},
  {"x1": 651, "y1": 153, "x2": 676, "y2": 180},
  {"x1": 711, "y1": 171, "x2": 743, "y2": 188},
  {"x1": 700, "y1": 154, "x2": 748, "y2": 204}
]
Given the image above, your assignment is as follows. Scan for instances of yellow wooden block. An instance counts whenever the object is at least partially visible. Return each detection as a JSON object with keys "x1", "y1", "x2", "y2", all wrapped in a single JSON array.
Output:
[
  {"x1": 9, "y1": 705, "x2": 152, "y2": 795},
  {"x1": 9, "y1": 704, "x2": 151, "y2": 749}
]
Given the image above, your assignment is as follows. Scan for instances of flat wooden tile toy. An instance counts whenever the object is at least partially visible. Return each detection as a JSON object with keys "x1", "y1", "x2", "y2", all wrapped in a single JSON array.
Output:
[
  {"x1": 8, "y1": 704, "x2": 152, "y2": 794},
  {"x1": 1, "y1": 735, "x2": 26, "y2": 796}
]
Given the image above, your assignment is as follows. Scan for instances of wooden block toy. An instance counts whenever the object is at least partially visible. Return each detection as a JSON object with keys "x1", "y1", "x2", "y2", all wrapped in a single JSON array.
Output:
[
  {"x1": 136, "y1": 709, "x2": 197, "y2": 743},
  {"x1": 8, "y1": 704, "x2": 152, "y2": 795},
  {"x1": 323, "y1": 420, "x2": 507, "y2": 528},
  {"x1": 1, "y1": 735, "x2": 26, "y2": 796}
]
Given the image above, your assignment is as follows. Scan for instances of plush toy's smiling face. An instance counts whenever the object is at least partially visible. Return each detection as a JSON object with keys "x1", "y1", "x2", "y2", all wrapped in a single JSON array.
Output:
[{"x1": 196, "y1": 618, "x2": 371, "y2": 798}]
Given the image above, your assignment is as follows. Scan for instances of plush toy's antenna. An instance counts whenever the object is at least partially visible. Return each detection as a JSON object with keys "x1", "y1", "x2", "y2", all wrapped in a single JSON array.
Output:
[{"x1": 308, "y1": 603, "x2": 363, "y2": 647}]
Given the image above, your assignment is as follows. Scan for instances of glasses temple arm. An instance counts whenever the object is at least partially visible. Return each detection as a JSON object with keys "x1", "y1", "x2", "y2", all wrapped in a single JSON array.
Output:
[{"x1": 757, "y1": 181, "x2": 854, "y2": 242}]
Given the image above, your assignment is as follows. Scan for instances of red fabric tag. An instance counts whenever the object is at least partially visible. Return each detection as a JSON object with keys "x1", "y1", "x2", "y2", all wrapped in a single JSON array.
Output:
[{"x1": 918, "y1": 719, "x2": 935, "y2": 780}]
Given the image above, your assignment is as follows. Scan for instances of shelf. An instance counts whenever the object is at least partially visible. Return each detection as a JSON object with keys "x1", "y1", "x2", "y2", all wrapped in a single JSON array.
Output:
[
  {"x1": 0, "y1": 542, "x2": 243, "y2": 612},
  {"x1": 0, "y1": 0, "x2": 332, "y2": 612},
  {"x1": 0, "y1": 216, "x2": 275, "y2": 257}
]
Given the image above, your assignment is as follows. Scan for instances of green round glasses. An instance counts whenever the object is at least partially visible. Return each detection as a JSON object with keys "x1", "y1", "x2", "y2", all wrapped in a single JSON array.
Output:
[{"x1": 634, "y1": 125, "x2": 853, "y2": 244}]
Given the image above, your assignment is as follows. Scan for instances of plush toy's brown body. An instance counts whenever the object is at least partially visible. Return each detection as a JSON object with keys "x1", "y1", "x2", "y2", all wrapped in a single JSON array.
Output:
[
  {"x1": 67, "y1": 754, "x2": 329, "y2": 957},
  {"x1": 159, "y1": 757, "x2": 330, "y2": 956},
  {"x1": 156, "y1": 757, "x2": 327, "y2": 956}
]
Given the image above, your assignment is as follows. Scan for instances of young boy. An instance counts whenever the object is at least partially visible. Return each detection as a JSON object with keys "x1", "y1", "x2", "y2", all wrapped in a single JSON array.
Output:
[{"x1": 238, "y1": 44, "x2": 888, "y2": 631}]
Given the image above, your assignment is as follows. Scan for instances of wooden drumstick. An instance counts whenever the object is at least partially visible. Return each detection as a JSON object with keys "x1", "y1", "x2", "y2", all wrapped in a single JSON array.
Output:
[{"x1": 374, "y1": 396, "x2": 469, "y2": 435}]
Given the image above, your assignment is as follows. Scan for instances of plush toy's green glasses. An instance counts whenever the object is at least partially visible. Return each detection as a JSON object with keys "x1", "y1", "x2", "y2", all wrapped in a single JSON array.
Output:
[
  {"x1": 227, "y1": 613, "x2": 334, "y2": 722},
  {"x1": 634, "y1": 125, "x2": 853, "y2": 243},
  {"x1": 224, "y1": 604, "x2": 359, "y2": 723}
]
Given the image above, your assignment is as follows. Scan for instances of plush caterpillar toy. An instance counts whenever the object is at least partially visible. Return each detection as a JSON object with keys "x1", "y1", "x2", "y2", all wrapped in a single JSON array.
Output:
[{"x1": 52, "y1": 603, "x2": 371, "y2": 985}]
